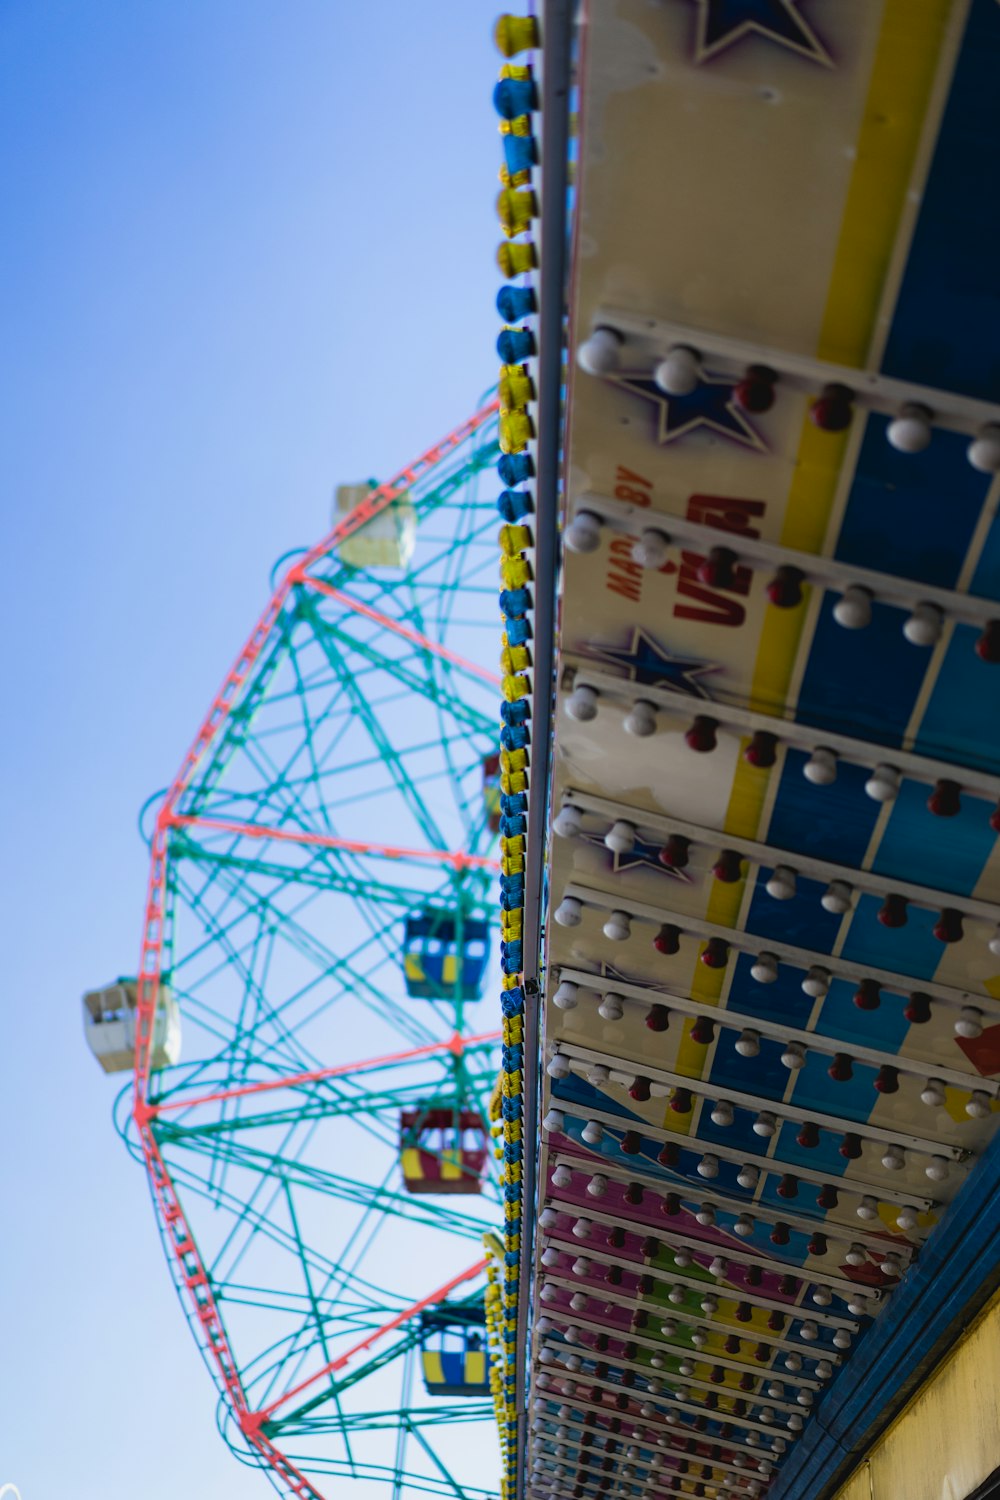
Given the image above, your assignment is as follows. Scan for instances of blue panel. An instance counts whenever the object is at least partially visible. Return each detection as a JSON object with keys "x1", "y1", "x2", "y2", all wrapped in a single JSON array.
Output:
[
  {"x1": 880, "y1": 0, "x2": 1000, "y2": 399},
  {"x1": 772, "y1": 1116, "x2": 849, "y2": 1179},
  {"x1": 707, "y1": 1035, "x2": 790, "y2": 1103},
  {"x1": 835, "y1": 418, "x2": 988, "y2": 587},
  {"x1": 551, "y1": 1072, "x2": 641, "y2": 1123},
  {"x1": 697, "y1": 1100, "x2": 767, "y2": 1156},
  {"x1": 727, "y1": 951, "x2": 816, "y2": 1029},
  {"x1": 767, "y1": 1120, "x2": 1000, "y2": 1500},
  {"x1": 795, "y1": 598, "x2": 928, "y2": 748},
  {"x1": 788, "y1": 1051, "x2": 879, "y2": 1130},
  {"x1": 872, "y1": 779, "x2": 996, "y2": 898},
  {"x1": 744, "y1": 873, "x2": 844, "y2": 955},
  {"x1": 915, "y1": 623, "x2": 1000, "y2": 776},
  {"x1": 767, "y1": 751, "x2": 880, "y2": 869},
  {"x1": 839, "y1": 893, "x2": 945, "y2": 981},
  {"x1": 811, "y1": 976, "x2": 911, "y2": 1056}
]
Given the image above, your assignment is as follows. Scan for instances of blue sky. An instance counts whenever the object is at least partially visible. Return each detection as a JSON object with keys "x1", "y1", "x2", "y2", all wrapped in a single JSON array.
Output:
[{"x1": 1, "y1": 3, "x2": 501, "y2": 1493}]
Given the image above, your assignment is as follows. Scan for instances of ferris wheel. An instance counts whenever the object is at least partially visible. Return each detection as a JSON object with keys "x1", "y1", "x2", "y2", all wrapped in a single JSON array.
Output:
[{"x1": 84, "y1": 400, "x2": 510, "y2": 1500}]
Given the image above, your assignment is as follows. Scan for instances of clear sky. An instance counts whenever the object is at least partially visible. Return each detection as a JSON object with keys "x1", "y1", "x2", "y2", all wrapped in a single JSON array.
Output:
[{"x1": 1, "y1": 3, "x2": 502, "y2": 1493}]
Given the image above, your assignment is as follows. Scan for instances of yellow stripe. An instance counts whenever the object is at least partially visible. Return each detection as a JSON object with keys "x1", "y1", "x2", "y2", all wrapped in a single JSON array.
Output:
[
  {"x1": 814, "y1": 0, "x2": 956, "y2": 370},
  {"x1": 751, "y1": 0, "x2": 954, "y2": 706},
  {"x1": 724, "y1": 739, "x2": 776, "y2": 842}
]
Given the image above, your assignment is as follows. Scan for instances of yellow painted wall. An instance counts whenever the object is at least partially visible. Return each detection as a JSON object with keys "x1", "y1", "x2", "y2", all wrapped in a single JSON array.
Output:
[{"x1": 833, "y1": 1290, "x2": 1000, "y2": 1500}]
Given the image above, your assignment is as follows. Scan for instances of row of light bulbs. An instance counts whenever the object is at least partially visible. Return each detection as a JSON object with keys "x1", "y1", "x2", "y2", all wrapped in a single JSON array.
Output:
[
  {"x1": 554, "y1": 803, "x2": 997, "y2": 953},
  {"x1": 534, "y1": 1343, "x2": 809, "y2": 1434},
  {"x1": 564, "y1": 508, "x2": 1000, "y2": 662},
  {"x1": 546, "y1": 1063, "x2": 949, "y2": 1198},
  {"x1": 535, "y1": 1360, "x2": 807, "y2": 1445},
  {"x1": 551, "y1": 897, "x2": 988, "y2": 1043},
  {"x1": 538, "y1": 1271, "x2": 852, "y2": 1352},
  {"x1": 549, "y1": 978, "x2": 991, "y2": 1118},
  {"x1": 540, "y1": 1237, "x2": 867, "y2": 1323},
  {"x1": 535, "y1": 1345, "x2": 801, "y2": 1436},
  {"x1": 564, "y1": 681, "x2": 1000, "y2": 838},
  {"x1": 575, "y1": 327, "x2": 1000, "y2": 471}
]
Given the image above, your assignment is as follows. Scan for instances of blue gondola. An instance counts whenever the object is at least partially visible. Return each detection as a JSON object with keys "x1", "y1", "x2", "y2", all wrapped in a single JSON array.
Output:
[
  {"x1": 418, "y1": 1304, "x2": 490, "y2": 1397},
  {"x1": 402, "y1": 911, "x2": 489, "y2": 1001}
]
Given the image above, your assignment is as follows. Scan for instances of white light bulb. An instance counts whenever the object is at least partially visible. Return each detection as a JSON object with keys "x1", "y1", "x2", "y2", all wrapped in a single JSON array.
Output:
[
  {"x1": 886, "y1": 403, "x2": 932, "y2": 453},
  {"x1": 603, "y1": 909, "x2": 631, "y2": 942},
  {"x1": 581, "y1": 1119, "x2": 604, "y2": 1145},
  {"x1": 903, "y1": 601, "x2": 943, "y2": 647},
  {"x1": 586, "y1": 1174, "x2": 607, "y2": 1198},
  {"x1": 751, "y1": 951, "x2": 779, "y2": 985},
  {"x1": 577, "y1": 326, "x2": 623, "y2": 376},
  {"x1": 605, "y1": 819, "x2": 637, "y2": 854},
  {"x1": 956, "y1": 1006, "x2": 983, "y2": 1040},
  {"x1": 623, "y1": 699, "x2": 657, "y2": 737},
  {"x1": 735, "y1": 1028, "x2": 761, "y2": 1057},
  {"x1": 598, "y1": 991, "x2": 624, "y2": 1021},
  {"x1": 968, "y1": 424, "x2": 1000, "y2": 473},
  {"x1": 833, "y1": 585, "x2": 874, "y2": 630},
  {"x1": 821, "y1": 879, "x2": 854, "y2": 914},
  {"x1": 553, "y1": 804, "x2": 584, "y2": 838},
  {"x1": 804, "y1": 747, "x2": 838, "y2": 785},
  {"x1": 542, "y1": 1108, "x2": 565, "y2": 1133},
  {"x1": 801, "y1": 965, "x2": 830, "y2": 997},
  {"x1": 865, "y1": 763, "x2": 901, "y2": 802},
  {"x1": 566, "y1": 683, "x2": 599, "y2": 721},
  {"x1": 766, "y1": 866, "x2": 797, "y2": 901},
  {"x1": 554, "y1": 896, "x2": 583, "y2": 926},
  {"x1": 632, "y1": 529, "x2": 672, "y2": 570},
  {"x1": 564, "y1": 511, "x2": 603, "y2": 555},
  {"x1": 553, "y1": 981, "x2": 579, "y2": 1011},
  {"x1": 654, "y1": 345, "x2": 700, "y2": 396}
]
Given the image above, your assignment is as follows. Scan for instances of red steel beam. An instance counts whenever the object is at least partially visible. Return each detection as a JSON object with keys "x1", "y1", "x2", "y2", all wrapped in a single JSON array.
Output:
[
  {"x1": 130, "y1": 402, "x2": 500, "y2": 1499},
  {"x1": 250, "y1": 1256, "x2": 489, "y2": 1425},
  {"x1": 152, "y1": 1028, "x2": 502, "y2": 1115},
  {"x1": 295, "y1": 573, "x2": 502, "y2": 688},
  {"x1": 168, "y1": 813, "x2": 500, "y2": 872}
]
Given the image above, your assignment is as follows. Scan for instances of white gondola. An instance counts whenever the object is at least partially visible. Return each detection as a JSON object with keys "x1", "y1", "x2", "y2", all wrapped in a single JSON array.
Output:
[
  {"x1": 334, "y1": 482, "x2": 416, "y2": 570},
  {"x1": 82, "y1": 979, "x2": 181, "y2": 1073}
]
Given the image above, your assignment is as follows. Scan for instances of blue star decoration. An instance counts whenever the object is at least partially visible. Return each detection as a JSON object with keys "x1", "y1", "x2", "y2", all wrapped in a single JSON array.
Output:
[
  {"x1": 588, "y1": 628, "x2": 721, "y2": 698},
  {"x1": 688, "y1": 0, "x2": 833, "y2": 66},
  {"x1": 582, "y1": 829, "x2": 694, "y2": 882},
  {"x1": 608, "y1": 369, "x2": 768, "y2": 451}
]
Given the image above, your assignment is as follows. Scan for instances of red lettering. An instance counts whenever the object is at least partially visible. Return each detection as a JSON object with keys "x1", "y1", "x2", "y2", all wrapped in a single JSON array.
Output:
[
  {"x1": 686, "y1": 493, "x2": 766, "y2": 539},
  {"x1": 673, "y1": 551, "x2": 750, "y2": 627}
]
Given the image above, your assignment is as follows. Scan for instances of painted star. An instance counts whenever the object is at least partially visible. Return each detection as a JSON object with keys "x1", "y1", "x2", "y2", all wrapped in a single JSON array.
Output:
[
  {"x1": 690, "y1": 0, "x2": 833, "y2": 66},
  {"x1": 582, "y1": 830, "x2": 693, "y2": 882},
  {"x1": 588, "y1": 627, "x2": 720, "y2": 698},
  {"x1": 609, "y1": 369, "x2": 768, "y2": 452}
]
